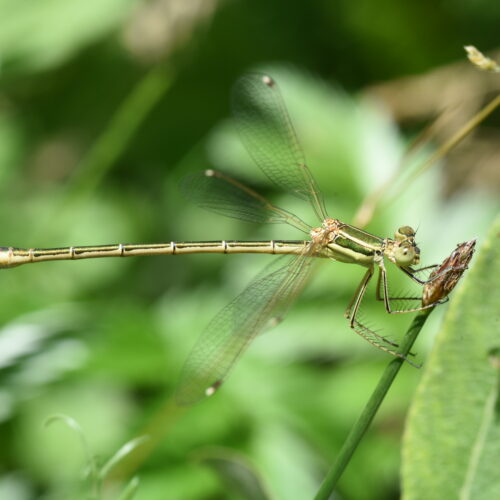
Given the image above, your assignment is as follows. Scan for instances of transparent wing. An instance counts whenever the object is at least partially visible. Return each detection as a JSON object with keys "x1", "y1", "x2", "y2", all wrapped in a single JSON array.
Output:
[
  {"x1": 176, "y1": 250, "x2": 315, "y2": 405},
  {"x1": 180, "y1": 169, "x2": 311, "y2": 233},
  {"x1": 232, "y1": 73, "x2": 328, "y2": 221}
]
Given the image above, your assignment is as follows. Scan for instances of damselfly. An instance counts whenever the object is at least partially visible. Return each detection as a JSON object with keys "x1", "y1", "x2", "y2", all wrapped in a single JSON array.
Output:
[{"x1": 0, "y1": 74, "x2": 439, "y2": 405}]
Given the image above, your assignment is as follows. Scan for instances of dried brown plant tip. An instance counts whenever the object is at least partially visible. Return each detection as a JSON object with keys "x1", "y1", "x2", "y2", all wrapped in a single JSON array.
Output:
[
  {"x1": 422, "y1": 239, "x2": 476, "y2": 306},
  {"x1": 464, "y1": 45, "x2": 500, "y2": 73}
]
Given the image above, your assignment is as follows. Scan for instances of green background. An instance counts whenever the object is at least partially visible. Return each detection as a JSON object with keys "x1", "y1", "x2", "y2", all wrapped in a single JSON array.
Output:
[{"x1": 0, "y1": 1, "x2": 498, "y2": 499}]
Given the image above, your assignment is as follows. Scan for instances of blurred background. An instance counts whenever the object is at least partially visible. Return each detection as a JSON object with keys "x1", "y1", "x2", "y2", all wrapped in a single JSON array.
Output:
[{"x1": 0, "y1": 1, "x2": 498, "y2": 499}]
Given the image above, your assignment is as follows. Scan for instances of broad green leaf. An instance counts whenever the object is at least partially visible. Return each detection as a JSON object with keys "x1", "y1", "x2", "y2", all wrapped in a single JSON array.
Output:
[{"x1": 402, "y1": 214, "x2": 500, "y2": 500}]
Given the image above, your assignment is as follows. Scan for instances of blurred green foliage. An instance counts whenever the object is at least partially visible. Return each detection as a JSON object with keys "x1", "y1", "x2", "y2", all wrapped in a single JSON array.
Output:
[{"x1": 0, "y1": 1, "x2": 498, "y2": 499}]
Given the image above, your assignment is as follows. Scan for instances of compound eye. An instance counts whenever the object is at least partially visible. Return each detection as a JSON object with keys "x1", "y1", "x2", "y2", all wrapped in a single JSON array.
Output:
[
  {"x1": 395, "y1": 226, "x2": 416, "y2": 241},
  {"x1": 395, "y1": 242, "x2": 416, "y2": 266}
]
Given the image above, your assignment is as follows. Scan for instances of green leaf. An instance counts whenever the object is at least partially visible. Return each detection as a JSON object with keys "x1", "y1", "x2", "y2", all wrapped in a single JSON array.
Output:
[
  {"x1": 402, "y1": 214, "x2": 500, "y2": 499},
  {"x1": 44, "y1": 413, "x2": 96, "y2": 477},
  {"x1": 99, "y1": 435, "x2": 149, "y2": 481},
  {"x1": 117, "y1": 476, "x2": 140, "y2": 500}
]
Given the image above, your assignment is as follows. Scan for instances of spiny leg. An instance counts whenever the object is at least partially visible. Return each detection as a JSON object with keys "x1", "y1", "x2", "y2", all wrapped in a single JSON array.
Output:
[
  {"x1": 375, "y1": 271, "x2": 422, "y2": 304},
  {"x1": 376, "y1": 263, "x2": 444, "y2": 303},
  {"x1": 400, "y1": 263, "x2": 461, "y2": 286},
  {"x1": 374, "y1": 269, "x2": 446, "y2": 312},
  {"x1": 393, "y1": 264, "x2": 457, "y2": 309},
  {"x1": 344, "y1": 267, "x2": 400, "y2": 351},
  {"x1": 349, "y1": 320, "x2": 420, "y2": 367},
  {"x1": 344, "y1": 267, "x2": 373, "y2": 319},
  {"x1": 378, "y1": 260, "x2": 439, "y2": 314},
  {"x1": 345, "y1": 265, "x2": 419, "y2": 365}
]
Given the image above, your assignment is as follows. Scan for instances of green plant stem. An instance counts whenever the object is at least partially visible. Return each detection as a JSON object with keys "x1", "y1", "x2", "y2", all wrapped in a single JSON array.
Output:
[
  {"x1": 67, "y1": 64, "x2": 173, "y2": 200},
  {"x1": 314, "y1": 307, "x2": 433, "y2": 500},
  {"x1": 31, "y1": 64, "x2": 174, "y2": 241}
]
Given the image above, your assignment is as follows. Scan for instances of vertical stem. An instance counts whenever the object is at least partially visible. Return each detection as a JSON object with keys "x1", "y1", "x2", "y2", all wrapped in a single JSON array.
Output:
[
  {"x1": 68, "y1": 65, "x2": 173, "y2": 200},
  {"x1": 314, "y1": 308, "x2": 433, "y2": 500}
]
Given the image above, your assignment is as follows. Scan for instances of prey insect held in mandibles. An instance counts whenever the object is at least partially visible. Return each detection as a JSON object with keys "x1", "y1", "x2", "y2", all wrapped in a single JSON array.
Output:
[{"x1": 0, "y1": 74, "x2": 441, "y2": 405}]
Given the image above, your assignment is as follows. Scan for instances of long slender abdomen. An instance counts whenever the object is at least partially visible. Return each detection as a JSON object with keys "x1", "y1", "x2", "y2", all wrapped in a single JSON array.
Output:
[{"x1": 0, "y1": 240, "x2": 310, "y2": 268}]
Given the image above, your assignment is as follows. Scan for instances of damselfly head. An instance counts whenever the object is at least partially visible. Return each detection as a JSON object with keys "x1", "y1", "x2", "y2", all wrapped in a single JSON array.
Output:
[{"x1": 389, "y1": 226, "x2": 420, "y2": 266}]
